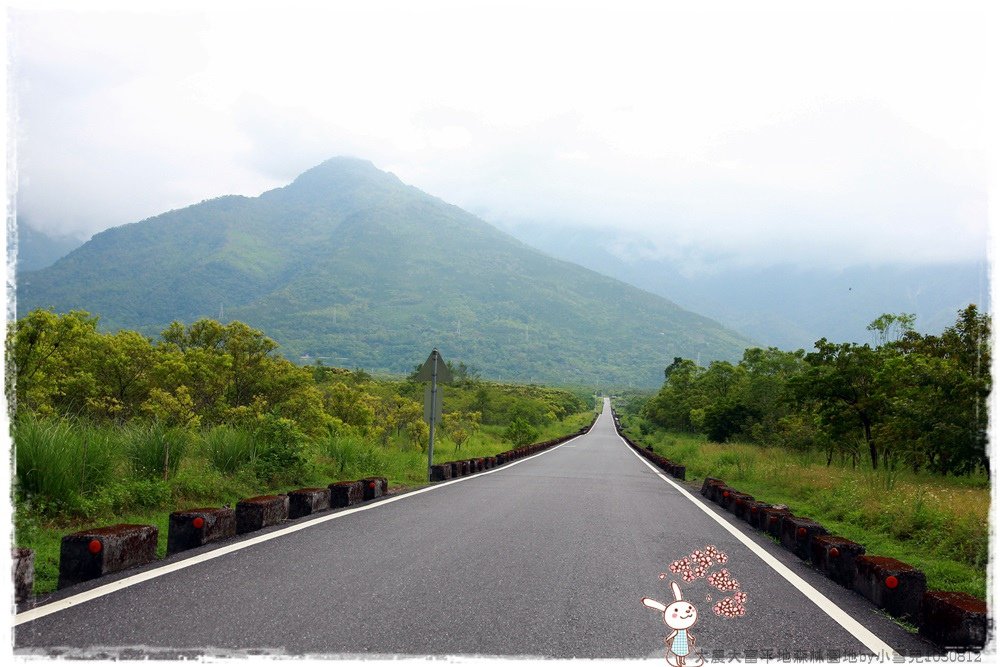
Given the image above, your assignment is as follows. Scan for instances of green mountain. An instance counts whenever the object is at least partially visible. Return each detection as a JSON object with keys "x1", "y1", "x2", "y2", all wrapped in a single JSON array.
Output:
[{"x1": 16, "y1": 157, "x2": 751, "y2": 387}]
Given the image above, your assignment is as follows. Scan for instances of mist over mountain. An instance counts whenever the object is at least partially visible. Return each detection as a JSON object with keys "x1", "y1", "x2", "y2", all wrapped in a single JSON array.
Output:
[
  {"x1": 490, "y1": 222, "x2": 989, "y2": 351},
  {"x1": 16, "y1": 157, "x2": 752, "y2": 387},
  {"x1": 12, "y1": 219, "x2": 87, "y2": 272}
]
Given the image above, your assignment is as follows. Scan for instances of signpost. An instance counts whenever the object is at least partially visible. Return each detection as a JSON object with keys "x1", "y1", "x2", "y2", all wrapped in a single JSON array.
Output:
[{"x1": 415, "y1": 349, "x2": 452, "y2": 480}]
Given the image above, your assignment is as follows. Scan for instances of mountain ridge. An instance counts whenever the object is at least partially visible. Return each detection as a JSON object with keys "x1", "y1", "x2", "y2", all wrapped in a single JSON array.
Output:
[{"x1": 17, "y1": 157, "x2": 752, "y2": 387}]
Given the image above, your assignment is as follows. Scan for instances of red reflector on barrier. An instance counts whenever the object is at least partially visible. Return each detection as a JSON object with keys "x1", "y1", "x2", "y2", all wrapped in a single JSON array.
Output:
[
  {"x1": 829, "y1": 547, "x2": 840, "y2": 558},
  {"x1": 723, "y1": 491, "x2": 730, "y2": 498},
  {"x1": 885, "y1": 576, "x2": 899, "y2": 589},
  {"x1": 192, "y1": 517, "x2": 205, "y2": 529},
  {"x1": 369, "y1": 482, "x2": 376, "y2": 489},
  {"x1": 797, "y1": 527, "x2": 807, "y2": 538},
  {"x1": 88, "y1": 539, "x2": 102, "y2": 555}
]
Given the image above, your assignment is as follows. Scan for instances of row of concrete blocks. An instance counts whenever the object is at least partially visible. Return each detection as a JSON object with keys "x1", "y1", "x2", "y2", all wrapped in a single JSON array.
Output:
[
  {"x1": 700, "y1": 477, "x2": 987, "y2": 650},
  {"x1": 33, "y1": 477, "x2": 389, "y2": 594},
  {"x1": 428, "y1": 426, "x2": 591, "y2": 482},
  {"x1": 610, "y1": 412, "x2": 686, "y2": 481}
]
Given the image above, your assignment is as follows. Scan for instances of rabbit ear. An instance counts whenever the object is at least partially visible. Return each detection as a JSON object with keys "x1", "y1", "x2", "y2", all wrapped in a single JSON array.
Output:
[
  {"x1": 642, "y1": 597, "x2": 667, "y2": 612},
  {"x1": 671, "y1": 582, "x2": 684, "y2": 601}
]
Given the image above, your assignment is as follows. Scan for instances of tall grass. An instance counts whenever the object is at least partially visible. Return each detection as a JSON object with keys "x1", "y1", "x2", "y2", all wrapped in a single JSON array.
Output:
[
  {"x1": 124, "y1": 422, "x2": 189, "y2": 479},
  {"x1": 203, "y1": 425, "x2": 258, "y2": 474},
  {"x1": 13, "y1": 417, "x2": 121, "y2": 510}
]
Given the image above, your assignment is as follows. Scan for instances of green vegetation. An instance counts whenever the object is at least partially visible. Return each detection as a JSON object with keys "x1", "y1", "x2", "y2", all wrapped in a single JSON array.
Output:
[
  {"x1": 621, "y1": 430, "x2": 988, "y2": 599},
  {"x1": 9, "y1": 309, "x2": 594, "y2": 594},
  {"x1": 16, "y1": 157, "x2": 750, "y2": 387},
  {"x1": 619, "y1": 306, "x2": 990, "y2": 599}
]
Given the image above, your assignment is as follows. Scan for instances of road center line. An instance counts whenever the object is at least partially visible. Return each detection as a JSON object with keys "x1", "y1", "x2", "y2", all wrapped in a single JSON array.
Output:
[
  {"x1": 14, "y1": 430, "x2": 586, "y2": 627},
  {"x1": 617, "y1": 433, "x2": 898, "y2": 659}
]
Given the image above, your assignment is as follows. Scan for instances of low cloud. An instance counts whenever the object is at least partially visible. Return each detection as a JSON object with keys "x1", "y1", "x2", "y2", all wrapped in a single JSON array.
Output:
[{"x1": 8, "y1": 3, "x2": 991, "y2": 271}]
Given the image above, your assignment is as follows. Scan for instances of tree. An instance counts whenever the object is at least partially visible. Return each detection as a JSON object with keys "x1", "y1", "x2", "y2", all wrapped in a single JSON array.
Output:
[
  {"x1": 7, "y1": 309, "x2": 102, "y2": 417},
  {"x1": 792, "y1": 339, "x2": 886, "y2": 469},
  {"x1": 443, "y1": 410, "x2": 481, "y2": 451}
]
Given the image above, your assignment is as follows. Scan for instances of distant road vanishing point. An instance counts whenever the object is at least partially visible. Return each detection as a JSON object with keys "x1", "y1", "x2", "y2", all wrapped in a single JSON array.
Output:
[{"x1": 15, "y1": 400, "x2": 931, "y2": 659}]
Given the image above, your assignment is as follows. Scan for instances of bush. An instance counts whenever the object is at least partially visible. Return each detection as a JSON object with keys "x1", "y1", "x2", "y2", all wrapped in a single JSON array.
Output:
[
  {"x1": 253, "y1": 415, "x2": 308, "y2": 484},
  {"x1": 503, "y1": 417, "x2": 538, "y2": 446},
  {"x1": 77, "y1": 478, "x2": 172, "y2": 517}
]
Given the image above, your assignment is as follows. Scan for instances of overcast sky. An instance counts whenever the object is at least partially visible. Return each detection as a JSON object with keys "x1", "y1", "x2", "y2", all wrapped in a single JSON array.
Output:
[{"x1": 4, "y1": 0, "x2": 996, "y2": 272}]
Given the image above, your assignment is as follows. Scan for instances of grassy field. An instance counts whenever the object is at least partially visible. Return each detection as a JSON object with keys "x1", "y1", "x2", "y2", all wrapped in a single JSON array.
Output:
[
  {"x1": 15, "y1": 411, "x2": 595, "y2": 596},
  {"x1": 622, "y1": 423, "x2": 989, "y2": 599}
]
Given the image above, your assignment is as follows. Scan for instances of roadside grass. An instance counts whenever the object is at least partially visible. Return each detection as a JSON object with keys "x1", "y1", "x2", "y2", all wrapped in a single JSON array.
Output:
[
  {"x1": 14, "y1": 410, "x2": 595, "y2": 596},
  {"x1": 625, "y1": 426, "x2": 989, "y2": 599}
]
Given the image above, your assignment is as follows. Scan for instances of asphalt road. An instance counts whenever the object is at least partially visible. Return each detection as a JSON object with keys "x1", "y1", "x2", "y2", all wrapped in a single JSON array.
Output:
[{"x1": 14, "y1": 399, "x2": 933, "y2": 659}]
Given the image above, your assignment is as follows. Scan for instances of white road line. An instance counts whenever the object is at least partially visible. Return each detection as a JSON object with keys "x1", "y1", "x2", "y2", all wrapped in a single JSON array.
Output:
[
  {"x1": 14, "y1": 431, "x2": 587, "y2": 627},
  {"x1": 617, "y1": 434, "x2": 898, "y2": 659}
]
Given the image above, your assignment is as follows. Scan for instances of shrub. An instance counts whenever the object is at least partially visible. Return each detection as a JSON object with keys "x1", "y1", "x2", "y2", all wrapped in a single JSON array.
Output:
[
  {"x1": 253, "y1": 414, "x2": 308, "y2": 484},
  {"x1": 503, "y1": 417, "x2": 538, "y2": 446}
]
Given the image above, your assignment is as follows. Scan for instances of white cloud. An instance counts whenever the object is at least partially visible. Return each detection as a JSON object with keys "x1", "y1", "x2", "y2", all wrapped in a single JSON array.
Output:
[{"x1": 6, "y1": 0, "x2": 993, "y2": 269}]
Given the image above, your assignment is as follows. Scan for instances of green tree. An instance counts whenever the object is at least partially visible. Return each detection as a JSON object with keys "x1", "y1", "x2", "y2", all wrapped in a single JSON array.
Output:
[{"x1": 792, "y1": 339, "x2": 887, "y2": 469}]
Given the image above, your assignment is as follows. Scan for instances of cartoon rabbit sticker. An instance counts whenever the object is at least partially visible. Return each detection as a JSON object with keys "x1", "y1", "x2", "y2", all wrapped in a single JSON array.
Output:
[{"x1": 642, "y1": 581, "x2": 704, "y2": 667}]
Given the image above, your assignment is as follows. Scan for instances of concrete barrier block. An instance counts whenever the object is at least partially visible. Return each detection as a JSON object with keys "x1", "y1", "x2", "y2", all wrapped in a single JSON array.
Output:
[
  {"x1": 720, "y1": 489, "x2": 751, "y2": 513},
  {"x1": 460, "y1": 461, "x2": 471, "y2": 476},
  {"x1": 329, "y1": 480, "x2": 364, "y2": 508},
  {"x1": 854, "y1": 556, "x2": 927, "y2": 622},
  {"x1": 430, "y1": 464, "x2": 452, "y2": 481},
  {"x1": 449, "y1": 461, "x2": 462, "y2": 477},
  {"x1": 919, "y1": 591, "x2": 987, "y2": 649},
  {"x1": 59, "y1": 524, "x2": 158, "y2": 589},
  {"x1": 672, "y1": 464, "x2": 686, "y2": 481},
  {"x1": 167, "y1": 507, "x2": 236, "y2": 555},
  {"x1": 361, "y1": 477, "x2": 387, "y2": 500},
  {"x1": 714, "y1": 485, "x2": 735, "y2": 506},
  {"x1": 486, "y1": 456, "x2": 496, "y2": 469},
  {"x1": 779, "y1": 516, "x2": 828, "y2": 560},
  {"x1": 288, "y1": 487, "x2": 332, "y2": 519},
  {"x1": 730, "y1": 493, "x2": 756, "y2": 520},
  {"x1": 235, "y1": 495, "x2": 289, "y2": 534},
  {"x1": 762, "y1": 507, "x2": 792, "y2": 538},
  {"x1": 701, "y1": 477, "x2": 725, "y2": 498},
  {"x1": 13, "y1": 548, "x2": 34, "y2": 603},
  {"x1": 742, "y1": 500, "x2": 767, "y2": 528},
  {"x1": 810, "y1": 535, "x2": 866, "y2": 588}
]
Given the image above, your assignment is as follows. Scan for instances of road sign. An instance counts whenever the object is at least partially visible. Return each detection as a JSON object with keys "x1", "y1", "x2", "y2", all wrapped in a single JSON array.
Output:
[
  {"x1": 424, "y1": 384, "x2": 443, "y2": 425},
  {"x1": 415, "y1": 350, "x2": 453, "y2": 384},
  {"x1": 418, "y1": 349, "x2": 449, "y2": 481}
]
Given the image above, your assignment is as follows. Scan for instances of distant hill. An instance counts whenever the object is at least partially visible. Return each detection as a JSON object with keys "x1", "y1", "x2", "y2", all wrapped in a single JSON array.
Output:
[
  {"x1": 12, "y1": 219, "x2": 86, "y2": 272},
  {"x1": 16, "y1": 157, "x2": 751, "y2": 387},
  {"x1": 491, "y1": 222, "x2": 989, "y2": 351}
]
